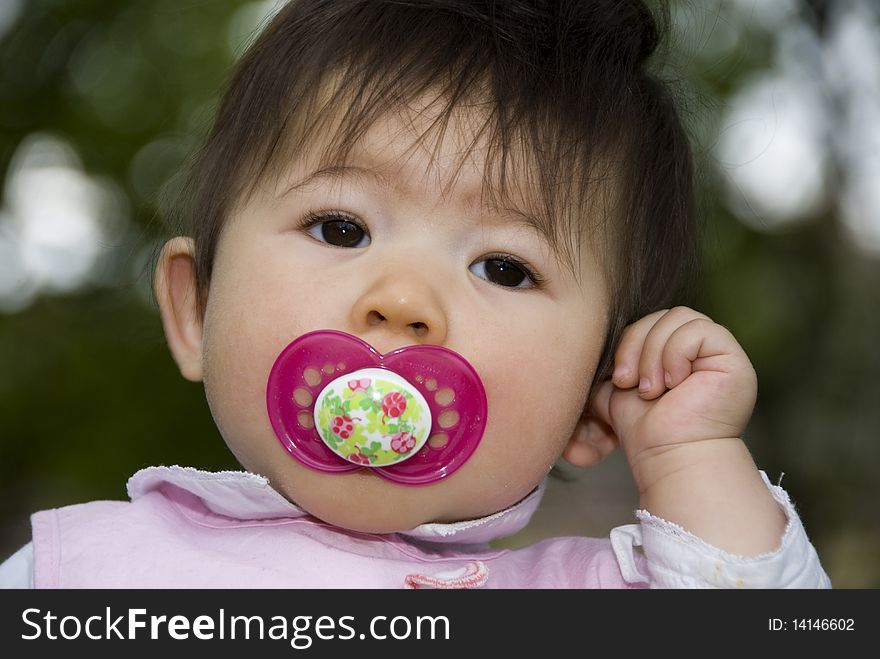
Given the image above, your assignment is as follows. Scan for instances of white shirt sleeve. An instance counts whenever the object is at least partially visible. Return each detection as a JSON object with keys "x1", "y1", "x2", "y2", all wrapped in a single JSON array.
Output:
[
  {"x1": 609, "y1": 472, "x2": 831, "y2": 588},
  {"x1": 0, "y1": 542, "x2": 35, "y2": 589}
]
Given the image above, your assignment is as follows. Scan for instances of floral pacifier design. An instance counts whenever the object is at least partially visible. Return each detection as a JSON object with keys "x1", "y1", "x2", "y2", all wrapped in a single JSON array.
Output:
[{"x1": 266, "y1": 330, "x2": 487, "y2": 485}]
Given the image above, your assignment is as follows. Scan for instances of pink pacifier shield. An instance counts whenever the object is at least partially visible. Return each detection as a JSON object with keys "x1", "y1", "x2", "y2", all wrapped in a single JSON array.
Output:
[{"x1": 266, "y1": 330, "x2": 487, "y2": 485}]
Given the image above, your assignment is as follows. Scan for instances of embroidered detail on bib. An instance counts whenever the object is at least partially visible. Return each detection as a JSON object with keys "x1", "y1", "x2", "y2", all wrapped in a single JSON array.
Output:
[{"x1": 404, "y1": 561, "x2": 489, "y2": 589}]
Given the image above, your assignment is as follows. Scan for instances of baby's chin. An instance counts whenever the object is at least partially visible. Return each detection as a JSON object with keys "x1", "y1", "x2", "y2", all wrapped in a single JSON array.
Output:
[{"x1": 269, "y1": 466, "x2": 498, "y2": 534}]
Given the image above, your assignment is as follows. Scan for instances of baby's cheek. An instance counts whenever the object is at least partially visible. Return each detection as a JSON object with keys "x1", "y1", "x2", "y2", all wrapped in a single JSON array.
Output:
[
  {"x1": 484, "y1": 358, "x2": 588, "y2": 468},
  {"x1": 201, "y1": 306, "x2": 285, "y2": 457}
]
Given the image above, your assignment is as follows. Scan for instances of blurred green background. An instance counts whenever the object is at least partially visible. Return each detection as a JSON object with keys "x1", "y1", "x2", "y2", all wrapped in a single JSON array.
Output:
[{"x1": 1, "y1": 0, "x2": 877, "y2": 587}]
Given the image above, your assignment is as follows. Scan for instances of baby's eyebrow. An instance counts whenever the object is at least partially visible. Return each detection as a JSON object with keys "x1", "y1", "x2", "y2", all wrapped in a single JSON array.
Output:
[{"x1": 282, "y1": 165, "x2": 392, "y2": 197}]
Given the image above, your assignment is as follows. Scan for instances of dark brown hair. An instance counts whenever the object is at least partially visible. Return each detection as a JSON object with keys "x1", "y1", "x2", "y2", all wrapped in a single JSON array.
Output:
[{"x1": 170, "y1": 0, "x2": 699, "y2": 394}]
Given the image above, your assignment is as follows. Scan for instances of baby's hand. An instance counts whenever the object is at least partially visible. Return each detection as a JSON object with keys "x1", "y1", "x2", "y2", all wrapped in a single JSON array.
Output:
[
  {"x1": 589, "y1": 306, "x2": 788, "y2": 554},
  {"x1": 590, "y1": 306, "x2": 758, "y2": 494}
]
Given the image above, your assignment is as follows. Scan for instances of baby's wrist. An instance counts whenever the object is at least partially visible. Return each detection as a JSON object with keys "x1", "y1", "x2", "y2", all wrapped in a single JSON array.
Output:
[{"x1": 630, "y1": 437, "x2": 753, "y2": 498}]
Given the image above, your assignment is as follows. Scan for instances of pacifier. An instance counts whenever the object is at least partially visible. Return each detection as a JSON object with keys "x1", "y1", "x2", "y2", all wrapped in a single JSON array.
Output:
[{"x1": 266, "y1": 330, "x2": 487, "y2": 485}]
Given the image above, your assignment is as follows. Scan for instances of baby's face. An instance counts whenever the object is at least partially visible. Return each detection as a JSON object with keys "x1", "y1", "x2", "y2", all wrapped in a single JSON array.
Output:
[{"x1": 198, "y1": 106, "x2": 611, "y2": 532}]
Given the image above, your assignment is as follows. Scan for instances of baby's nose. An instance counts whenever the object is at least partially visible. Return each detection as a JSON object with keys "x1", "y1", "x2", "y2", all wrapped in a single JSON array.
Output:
[{"x1": 350, "y1": 272, "x2": 447, "y2": 347}]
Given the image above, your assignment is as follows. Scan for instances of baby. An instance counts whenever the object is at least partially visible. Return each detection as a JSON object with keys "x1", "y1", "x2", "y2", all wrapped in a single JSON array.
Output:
[{"x1": 0, "y1": 0, "x2": 829, "y2": 588}]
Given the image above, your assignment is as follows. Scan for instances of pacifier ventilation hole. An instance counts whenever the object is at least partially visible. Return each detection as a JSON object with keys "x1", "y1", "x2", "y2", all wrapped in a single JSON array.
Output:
[
  {"x1": 293, "y1": 388, "x2": 313, "y2": 406},
  {"x1": 438, "y1": 409, "x2": 459, "y2": 429},
  {"x1": 297, "y1": 411, "x2": 314, "y2": 429}
]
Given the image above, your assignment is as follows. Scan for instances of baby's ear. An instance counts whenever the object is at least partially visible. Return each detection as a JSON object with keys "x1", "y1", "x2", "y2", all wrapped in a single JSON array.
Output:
[
  {"x1": 561, "y1": 414, "x2": 618, "y2": 468},
  {"x1": 154, "y1": 237, "x2": 204, "y2": 382}
]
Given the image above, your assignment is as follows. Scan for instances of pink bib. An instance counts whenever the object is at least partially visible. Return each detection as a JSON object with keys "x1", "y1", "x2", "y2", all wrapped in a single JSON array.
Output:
[{"x1": 30, "y1": 466, "x2": 642, "y2": 589}]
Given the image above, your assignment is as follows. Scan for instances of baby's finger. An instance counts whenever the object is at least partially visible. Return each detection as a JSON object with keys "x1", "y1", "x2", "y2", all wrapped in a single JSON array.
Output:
[
  {"x1": 661, "y1": 317, "x2": 746, "y2": 388},
  {"x1": 636, "y1": 306, "x2": 711, "y2": 399},
  {"x1": 611, "y1": 309, "x2": 668, "y2": 389}
]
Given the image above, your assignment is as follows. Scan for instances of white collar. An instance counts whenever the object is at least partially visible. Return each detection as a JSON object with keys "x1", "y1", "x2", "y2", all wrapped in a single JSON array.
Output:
[{"x1": 126, "y1": 465, "x2": 544, "y2": 545}]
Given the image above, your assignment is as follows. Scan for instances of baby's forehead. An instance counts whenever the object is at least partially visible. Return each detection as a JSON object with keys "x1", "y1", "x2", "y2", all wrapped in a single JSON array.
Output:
[{"x1": 282, "y1": 99, "x2": 513, "y2": 191}]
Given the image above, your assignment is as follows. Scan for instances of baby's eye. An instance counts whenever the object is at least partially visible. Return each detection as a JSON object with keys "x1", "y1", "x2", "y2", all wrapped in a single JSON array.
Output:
[
  {"x1": 303, "y1": 212, "x2": 370, "y2": 248},
  {"x1": 469, "y1": 255, "x2": 541, "y2": 289}
]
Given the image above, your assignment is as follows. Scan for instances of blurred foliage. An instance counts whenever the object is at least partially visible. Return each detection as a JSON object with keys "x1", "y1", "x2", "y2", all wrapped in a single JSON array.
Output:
[
  {"x1": 1, "y1": 0, "x2": 878, "y2": 587},
  {"x1": 0, "y1": 0, "x2": 249, "y2": 557}
]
